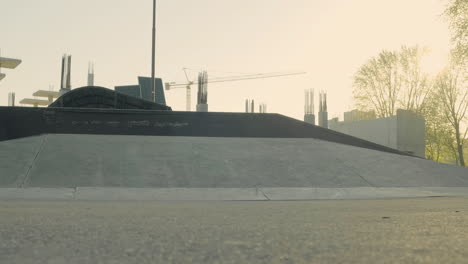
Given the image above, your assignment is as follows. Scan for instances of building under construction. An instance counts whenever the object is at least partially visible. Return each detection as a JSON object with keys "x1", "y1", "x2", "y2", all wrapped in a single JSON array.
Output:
[
  {"x1": 196, "y1": 71, "x2": 208, "y2": 112},
  {"x1": 0, "y1": 56, "x2": 22, "y2": 81},
  {"x1": 304, "y1": 89, "x2": 315, "y2": 125},
  {"x1": 60, "y1": 54, "x2": 72, "y2": 95}
]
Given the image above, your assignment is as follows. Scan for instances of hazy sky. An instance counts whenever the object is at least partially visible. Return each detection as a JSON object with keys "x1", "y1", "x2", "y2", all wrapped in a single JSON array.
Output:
[{"x1": 0, "y1": 0, "x2": 451, "y2": 120}]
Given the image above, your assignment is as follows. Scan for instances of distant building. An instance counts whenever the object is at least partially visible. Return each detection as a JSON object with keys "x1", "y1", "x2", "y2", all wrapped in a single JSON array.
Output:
[
  {"x1": 8, "y1": 92, "x2": 15, "y2": 106},
  {"x1": 60, "y1": 54, "x2": 72, "y2": 95},
  {"x1": 20, "y1": 90, "x2": 61, "y2": 107},
  {"x1": 245, "y1": 99, "x2": 256, "y2": 113},
  {"x1": 328, "y1": 117, "x2": 339, "y2": 128},
  {"x1": 0, "y1": 56, "x2": 22, "y2": 81},
  {"x1": 344, "y1": 109, "x2": 376, "y2": 122},
  {"x1": 33, "y1": 90, "x2": 61, "y2": 104},
  {"x1": 318, "y1": 91, "x2": 328, "y2": 128},
  {"x1": 329, "y1": 109, "x2": 425, "y2": 157},
  {"x1": 259, "y1": 103, "x2": 267, "y2": 113},
  {"x1": 115, "y1": 77, "x2": 166, "y2": 105},
  {"x1": 304, "y1": 89, "x2": 315, "y2": 125},
  {"x1": 87, "y1": 62, "x2": 94, "y2": 86},
  {"x1": 196, "y1": 71, "x2": 208, "y2": 112}
]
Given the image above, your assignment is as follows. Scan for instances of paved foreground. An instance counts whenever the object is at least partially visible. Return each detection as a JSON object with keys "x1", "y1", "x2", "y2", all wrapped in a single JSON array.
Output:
[{"x1": 1, "y1": 198, "x2": 468, "y2": 263}]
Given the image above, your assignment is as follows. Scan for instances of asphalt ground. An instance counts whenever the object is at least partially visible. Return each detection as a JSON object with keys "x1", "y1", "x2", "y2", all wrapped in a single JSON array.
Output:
[{"x1": 1, "y1": 198, "x2": 468, "y2": 264}]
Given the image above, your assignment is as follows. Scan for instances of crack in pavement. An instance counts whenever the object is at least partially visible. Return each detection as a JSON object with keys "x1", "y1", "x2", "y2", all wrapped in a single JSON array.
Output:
[{"x1": 19, "y1": 135, "x2": 48, "y2": 188}]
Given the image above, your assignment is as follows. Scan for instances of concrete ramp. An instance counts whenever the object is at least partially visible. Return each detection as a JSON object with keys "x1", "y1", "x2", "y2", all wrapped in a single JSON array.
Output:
[
  {"x1": 2, "y1": 187, "x2": 468, "y2": 201},
  {"x1": 0, "y1": 135, "x2": 44, "y2": 187},
  {"x1": 1, "y1": 134, "x2": 467, "y2": 191}
]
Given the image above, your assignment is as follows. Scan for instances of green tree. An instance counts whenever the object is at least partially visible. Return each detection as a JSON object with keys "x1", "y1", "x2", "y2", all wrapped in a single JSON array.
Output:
[
  {"x1": 423, "y1": 92, "x2": 456, "y2": 162},
  {"x1": 352, "y1": 46, "x2": 468, "y2": 164},
  {"x1": 433, "y1": 61, "x2": 468, "y2": 166}
]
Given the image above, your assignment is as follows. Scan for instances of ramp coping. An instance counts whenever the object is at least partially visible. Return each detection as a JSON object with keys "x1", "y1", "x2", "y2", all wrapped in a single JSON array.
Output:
[{"x1": 1, "y1": 187, "x2": 467, "y2": 201}]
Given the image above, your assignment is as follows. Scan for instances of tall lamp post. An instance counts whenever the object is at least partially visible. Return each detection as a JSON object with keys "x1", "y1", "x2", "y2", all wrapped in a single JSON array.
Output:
[{"x1": 151, "y1": 0, "x2": 156, "y2": 102}]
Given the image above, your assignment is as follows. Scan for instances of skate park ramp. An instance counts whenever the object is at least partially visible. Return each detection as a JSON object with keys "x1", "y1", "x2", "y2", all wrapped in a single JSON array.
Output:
[{"x1": 1, "y1": 134, "x2": 468, "y2": 200}]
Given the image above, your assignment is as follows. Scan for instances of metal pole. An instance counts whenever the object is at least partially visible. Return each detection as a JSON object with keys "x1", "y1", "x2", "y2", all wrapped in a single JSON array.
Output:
[{"x1": 151, "y1": 0, "x2": 156, "y2": 102}]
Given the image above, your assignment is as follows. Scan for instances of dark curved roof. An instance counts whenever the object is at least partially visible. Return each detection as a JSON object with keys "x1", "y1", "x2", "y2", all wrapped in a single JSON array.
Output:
[{"x1": 49, "y1": 86, "x2": 172, "y2": 111}]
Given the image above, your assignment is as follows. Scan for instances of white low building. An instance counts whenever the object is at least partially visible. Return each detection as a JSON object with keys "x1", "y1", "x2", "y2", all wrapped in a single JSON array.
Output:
[{"x1": 329, "y1": 109, "x2": 426, "y2": 158}]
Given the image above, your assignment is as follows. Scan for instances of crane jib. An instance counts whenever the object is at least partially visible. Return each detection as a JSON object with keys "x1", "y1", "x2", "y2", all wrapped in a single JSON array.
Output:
[{"x1": 166, "y1": 71, "x2": 306, "y2": 89}]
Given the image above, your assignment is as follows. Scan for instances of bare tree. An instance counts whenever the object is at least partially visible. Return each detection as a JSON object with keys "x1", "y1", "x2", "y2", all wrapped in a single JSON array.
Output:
[
  {"x1": 353, "y1": 46, "x2": 430, "y2": 117},
  {"x1": 399, "y1": 46, "x2": 431, "y2": 113},
  {"x1": 434, "y1": 61, "x2": 468, "y2": 166},
  {"x1": 353, "y1": 50, "x2": 401, "y2": 118},
  {"x1": 445, "y1": 0, "x2": 468, "y2": 64}
]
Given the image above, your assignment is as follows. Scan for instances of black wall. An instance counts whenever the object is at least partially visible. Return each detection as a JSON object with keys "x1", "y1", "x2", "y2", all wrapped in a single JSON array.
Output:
[{"x1": 0, "y1": 106, "x2": 412, "y2": 156}]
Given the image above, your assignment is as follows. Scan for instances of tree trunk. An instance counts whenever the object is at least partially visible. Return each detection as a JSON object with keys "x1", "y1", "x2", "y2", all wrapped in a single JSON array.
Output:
[{"x1": 455, "y1": 125, "x2": 466, "y2": 166}]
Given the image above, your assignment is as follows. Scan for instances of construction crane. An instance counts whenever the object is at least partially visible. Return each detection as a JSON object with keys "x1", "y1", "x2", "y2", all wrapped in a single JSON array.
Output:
[{"x1": 165, "y1": 69, "x2": 306, "y2": 111}]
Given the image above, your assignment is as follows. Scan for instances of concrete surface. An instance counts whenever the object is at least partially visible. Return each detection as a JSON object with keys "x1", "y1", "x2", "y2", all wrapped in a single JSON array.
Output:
[
  {"x1": 1, "y1": 198, "x2": 468, "y2": 263},
  {"x1": 1, "y1": 134, "x2": 467, "y2": 189},
  {"x1": 2, "y1": 187, "x2": 468, "y2": 201}
]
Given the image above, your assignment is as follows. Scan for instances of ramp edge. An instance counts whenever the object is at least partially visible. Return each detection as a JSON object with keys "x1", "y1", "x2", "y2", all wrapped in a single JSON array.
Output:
[{"x1": 0, "y1": 187, "x2": 467, "y2": 201}]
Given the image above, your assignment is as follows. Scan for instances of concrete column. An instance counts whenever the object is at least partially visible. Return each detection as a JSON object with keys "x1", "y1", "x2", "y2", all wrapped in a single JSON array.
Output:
[
  {"x1": 196, "y1": 104, "x2": 208, "y2": 112},
  {"x1": 304, "y1": 114, "x2": 315, "y2": 125},
  {"x1": 318, "y1": 112, "x2": 328, "y2": 128}
]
